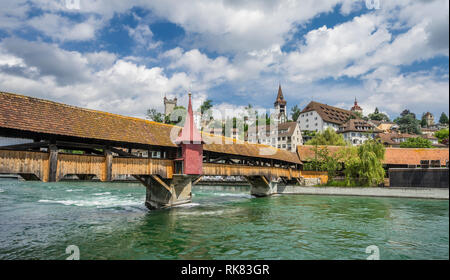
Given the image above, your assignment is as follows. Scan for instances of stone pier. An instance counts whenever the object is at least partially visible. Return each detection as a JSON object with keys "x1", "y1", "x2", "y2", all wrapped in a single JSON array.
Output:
[
  {"x1": 246, "y1": 176, "x2": 280, "y2": 197},
  {"x1": 142, "y1": 174, "x2": 196, "y2": 209}
]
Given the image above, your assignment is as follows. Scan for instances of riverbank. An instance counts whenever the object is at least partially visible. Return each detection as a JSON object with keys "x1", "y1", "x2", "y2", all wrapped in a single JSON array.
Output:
[{"x1": 277, "y1": 186, "x2": 449, "y2": 200}]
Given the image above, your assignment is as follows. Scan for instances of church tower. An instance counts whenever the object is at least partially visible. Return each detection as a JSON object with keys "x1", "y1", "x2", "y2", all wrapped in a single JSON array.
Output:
[
  {"x1": 350, "y1": 97, "x2": 363, "y2": 115},
  {"x1": 274, "y1": 84, "x2": 287, "y2": 123},
  {"x1": 164, "y1": 96, "x2": 177, "y2": 123}
]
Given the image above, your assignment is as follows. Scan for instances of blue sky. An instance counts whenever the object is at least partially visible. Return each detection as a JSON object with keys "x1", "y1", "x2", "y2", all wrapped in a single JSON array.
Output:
[{"x1": 0, "y1": 0, "x2": 448, "y2": 121}]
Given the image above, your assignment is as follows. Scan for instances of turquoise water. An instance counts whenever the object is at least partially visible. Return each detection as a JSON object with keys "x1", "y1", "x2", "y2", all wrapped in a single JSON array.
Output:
[{"x1": 0, "y1": 179, "x2": 448, "y2": 260}]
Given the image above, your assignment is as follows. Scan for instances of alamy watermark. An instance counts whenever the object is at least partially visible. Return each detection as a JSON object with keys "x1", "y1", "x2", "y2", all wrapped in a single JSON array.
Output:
[
  {"x1": 65, "y1": 0, "x2": 81, "y2": 10},
  {"x1": 365, "y1": 0, "x2": 381, "y2": 10},
  {"x1": 168, "y1": 107, "x2": 284, "y2": 156},
  {"x1": 66, "y1": 245, "x2": 80, "y2": 260},
  {"x1": 365, "y1": 245, "x2": 380, "y2": 260}
]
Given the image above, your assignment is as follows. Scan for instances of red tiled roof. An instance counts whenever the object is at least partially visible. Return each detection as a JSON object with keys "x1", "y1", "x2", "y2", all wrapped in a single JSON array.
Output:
[
  {"x1": 297, "y1": 145, "x2": 449, "y2": 166},
  {"x1": 0, "y1": 91, "x2": 301, "y2": 164},
  {"x1": 384, "y1": 148, "x2": 448, "y2": 165}
]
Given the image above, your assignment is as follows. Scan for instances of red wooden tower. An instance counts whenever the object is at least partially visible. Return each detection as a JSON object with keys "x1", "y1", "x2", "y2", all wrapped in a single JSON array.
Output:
[{"x1": 174, "y1": 93, "x2": 204, "y2": 175}]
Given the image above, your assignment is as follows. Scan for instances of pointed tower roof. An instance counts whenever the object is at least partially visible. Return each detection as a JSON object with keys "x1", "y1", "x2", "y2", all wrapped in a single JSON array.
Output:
[
  {"x1": 274, "y1": 84, "x2": 286, "y2": 106},
  {"x1": 351, "y1": 97, "x2": 362, "y2": 112},
  {"x1": 175, "y1": 93, "x2": 203, "y2": 144}
]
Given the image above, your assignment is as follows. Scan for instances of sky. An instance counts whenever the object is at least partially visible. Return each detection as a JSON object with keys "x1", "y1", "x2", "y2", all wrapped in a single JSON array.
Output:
[{"x1": 0, "y1": 0, "x2": 448, "y2": 121}]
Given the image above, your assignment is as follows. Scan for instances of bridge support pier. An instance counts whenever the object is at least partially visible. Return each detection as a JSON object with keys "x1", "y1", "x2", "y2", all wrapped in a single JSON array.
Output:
[
  {"x1": 246, "y1": 176, "x2": 279, "y2": 197},
  {"x1": 139, "y1": 175, "x2": 197, "y2": 210}
]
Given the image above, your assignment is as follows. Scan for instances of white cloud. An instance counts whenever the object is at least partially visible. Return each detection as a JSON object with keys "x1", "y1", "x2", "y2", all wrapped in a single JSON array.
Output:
[
  {"x1": 283, "y1": 14, "x2": 392, "y2": 82},
  {"x1": 0, "y1": 39, "x2": 192, "y2": 117},
  {"x1": 126, "y1": 24, "x2": 162, "y2": 50}
]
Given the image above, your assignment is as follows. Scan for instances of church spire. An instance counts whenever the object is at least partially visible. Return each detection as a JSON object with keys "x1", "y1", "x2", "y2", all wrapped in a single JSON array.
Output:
[
  {"x1": 175, "y1": 92, "x2": 203, "y2": 144},
  {"x1": 275, "y1": 84, "x2": 286, "y2": 106}
]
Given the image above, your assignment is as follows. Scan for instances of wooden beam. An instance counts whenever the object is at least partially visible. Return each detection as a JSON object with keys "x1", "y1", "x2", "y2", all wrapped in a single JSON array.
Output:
[
  {"x1": 104, "y1": 150, "x2": 113, "y2": 181},
  {"x1": 48, "y1": 145, "x2": 58, "y2": 182},
  {"x1": 151, "y1": 175, "x2": 172, "y2": 193},
  {"x1": 260, "y1": 175, "x2": 269, "y2": 186},
  {"x1": 192, "y1": 175, "x2": 203, "y2": 185},
  {"x1": 1, "y1": 141, "x2": 49, "y2": 150}
]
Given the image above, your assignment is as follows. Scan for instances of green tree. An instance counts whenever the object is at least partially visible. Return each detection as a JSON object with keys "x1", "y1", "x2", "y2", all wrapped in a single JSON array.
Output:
[
  {"x1": 368, "y1": 107, "x2": 390, "y2": 122},
  {"x1": 420, "y1": 114, "x2": 428, "y2": 128},
  {"x1": 400, "y1": 137, "x2": 433, "y2": 148},
  {"x1": 439, "y1": 112, "x2": 449, "y2": 125},
  {"x1": 305, "y1": 128, "x2": 347, "y2": 146},
  {"x1": 304, "y1": 146, "x2": 343, "y2": 179},
  {"x1": 435, "y1": 128, "x2": 449, "y2": 143},
  {"x1": 200, "y1": 99, "x2": 213, "y2": 114},
  {"x1": 394, "y1": 109, "x2": 421, "y2": 134},
  {"x1": 343, "y1": 140, "x2": 385, "y2": 186},
  {"x1": 165, "y1": 106, "x2": 186, "y2": 125},
  {"x1": 291, "y1": 105, "x2": 301, "y2": 122},
  {"x1": 146, "y1": 108, "x2": 164, "y2": 123}
]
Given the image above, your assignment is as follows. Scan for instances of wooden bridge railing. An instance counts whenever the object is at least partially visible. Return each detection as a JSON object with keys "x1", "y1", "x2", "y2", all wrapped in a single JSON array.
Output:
[
  {"x1": 202, "y1": 163, "x2": 301, "y2": 179},
  {"x1": 1, "y1": 150, "x2": 306, "y2": 182},
  {"x1": 0, "y1": 150, "x2": 50, "y2": 181},
  {"x1": 0, "y1": 150, "x2": 174, "y2": 181}
]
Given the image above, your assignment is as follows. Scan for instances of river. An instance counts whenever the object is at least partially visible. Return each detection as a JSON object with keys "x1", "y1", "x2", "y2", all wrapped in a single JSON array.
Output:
[{"x1": 0, "y1": 179, "x2": 448, "y2": 260}]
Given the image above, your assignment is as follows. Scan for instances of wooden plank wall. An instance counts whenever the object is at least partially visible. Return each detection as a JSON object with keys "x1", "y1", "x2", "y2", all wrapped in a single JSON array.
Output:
[
  {"x1": 0, "y1": 150, "x2": 49, "y2": 181},
  {"x1": 300, "y1": 171, "x2": 328, "y2": 184},
  {"x1": 57, "y1": 154, "x2": 105, "y2": 181},
  {"x1": 203, "y1": 163, "x2": 301, "y2": 179},
  {"x1": 0, "y1": 150, "x2": 174, "y2": 181},
  {"x1": 112, "y1": 158, "x2": 173, "y2": 179}
]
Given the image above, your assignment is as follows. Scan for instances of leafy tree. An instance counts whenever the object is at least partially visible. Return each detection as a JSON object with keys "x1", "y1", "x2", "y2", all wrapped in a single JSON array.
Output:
[
  {"x1": 394, "y1": 109, "x2": 421, "y2": 134},
  {"x1": 400, "y1": 109, "x2": 416, "y2": 119},
  {"x1": 304, "y1": 146, "x2": 343, "y2": 179},
  {"x1": 291, "y1": 105, "x2": 301, "y2": 122},
  {"x1": 400, "y1": 137, "x2": 433, "y2": 148},
  {"x1": 305, "y1": 128, "x2": 347, "y2": 146},
  {"x1": 146, "y1": 108, "x2": 164, "y2": 123},
  {"x1": 343, "y1": 140, "x2": 385, "y2": 186},
  {"x1": 165, "y1": 106, "x2": 186, "y2": 125},
  {"x1": 420, "y1": 114, "x2": 428, "y2": 128},
  {"x1": 439, "y1": 112, "x2": 449, "y2": 125},
  {"x1": 368, "y1": 107, "x2": 390, "y2": 122},
  {"x1": 435, "y1": 128, "x2": 449, "y2": 143},
  {"x1": 200, "y1": 99, "x2": 213, "y2": 114}
]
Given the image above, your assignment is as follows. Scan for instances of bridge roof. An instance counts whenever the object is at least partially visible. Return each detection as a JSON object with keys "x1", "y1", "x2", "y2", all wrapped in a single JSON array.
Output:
[{"x1": 0, "y1": 91, "x2": 301, "y2": 164}]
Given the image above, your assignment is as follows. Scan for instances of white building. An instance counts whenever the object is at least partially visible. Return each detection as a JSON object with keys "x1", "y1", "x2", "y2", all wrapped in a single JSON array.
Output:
[
  {"x1": 297, "y1": 101, "x2": 358, "y2": 133},
  {"x1": 247, "y1": 122, "x2": 302, "y2": 153},
  {"x1": 337, "y1": 119, "x2": 382, "y2": 145}
]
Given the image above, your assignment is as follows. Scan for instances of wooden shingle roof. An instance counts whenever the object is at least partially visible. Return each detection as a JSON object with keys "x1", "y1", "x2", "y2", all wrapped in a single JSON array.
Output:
[{"x1": 0, "y1": 91, "x2": 301, "y2": 164}]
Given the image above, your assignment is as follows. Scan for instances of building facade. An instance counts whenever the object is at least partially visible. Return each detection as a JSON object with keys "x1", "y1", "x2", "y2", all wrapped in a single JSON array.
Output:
[
  {"x1": 297, "y1": 101, "x2": 358, "y2": 133},
  {"x1": 423, "y1": 112, "x2": 435, "y2": 127},
  {"x1": 163, "y1": 96, "x2": 177, "y2": 123},
  {"x1": 338, "y1": 119, "x2": 381, "y2": 145},
  {"x1": 247, "y1": 121, "x2": 302, "y2": 153}
]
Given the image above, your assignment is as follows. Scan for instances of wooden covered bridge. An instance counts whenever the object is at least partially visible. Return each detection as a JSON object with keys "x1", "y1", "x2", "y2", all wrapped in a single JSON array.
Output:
[{"x1": 0, "y1": 91, "x2": 309, "y2": 209}]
